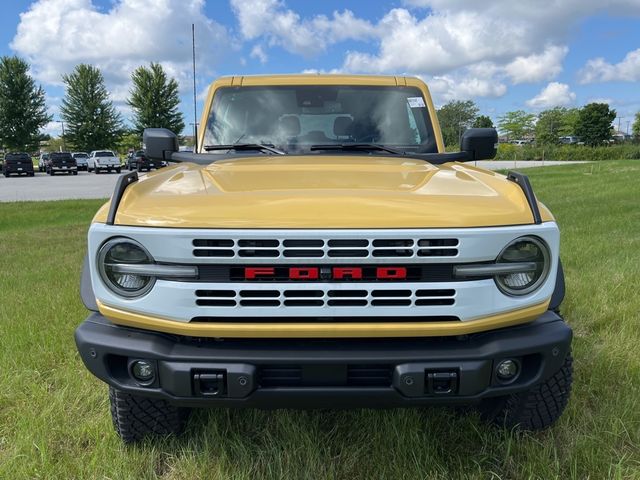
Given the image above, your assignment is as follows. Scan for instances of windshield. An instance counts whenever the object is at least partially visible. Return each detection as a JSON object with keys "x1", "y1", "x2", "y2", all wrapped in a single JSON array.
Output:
[
  {"x1": 96, "y1": 151, "x2": 115, "y2": 157},
  {"x1": 73, "y1": 153, "x2": 88, "y2": 158},
  {"x1": 204, "y1": 85, "x2": 437, "y2": 153}
]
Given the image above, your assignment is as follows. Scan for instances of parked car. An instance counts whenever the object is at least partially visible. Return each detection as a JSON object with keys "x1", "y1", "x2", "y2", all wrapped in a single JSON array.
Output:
[
  {"x1": 88, "y1": 150, "x2": 121, "y2": 174},
  {"x1": 38, "y1": 153, "x2": 49, "y2": 172},
  {"x1": 2, "y1": 152, "x2": 35, "y2": 177},
  {"x1": 72, "y1": 152, "x2": 89, "y2": 171},
  {"x1": 127, "y1": 150, "x2": 160, "y2": 172},
  {"x1": 46, "y1": 151, "x2": 78, "y2": 175}
]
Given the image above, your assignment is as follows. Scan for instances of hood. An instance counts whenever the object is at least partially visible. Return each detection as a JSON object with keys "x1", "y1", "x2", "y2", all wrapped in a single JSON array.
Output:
[{"x1": 95, "y1": 156, "x2": 551, "y2": 228}]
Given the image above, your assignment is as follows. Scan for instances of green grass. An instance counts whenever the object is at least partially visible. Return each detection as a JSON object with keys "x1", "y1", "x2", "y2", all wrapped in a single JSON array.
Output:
[{"x1": 1, "y1": 161, "x2": 639, "y2": 479}]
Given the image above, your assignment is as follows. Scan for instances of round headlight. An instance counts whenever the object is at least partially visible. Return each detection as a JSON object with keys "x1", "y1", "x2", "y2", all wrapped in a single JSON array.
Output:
[
  {"x1": 97, "y1": 238, "x2": 155, "y2": 297},
  {"x1": 495, "y1": 236, "x2": 550, "y2": 296}
]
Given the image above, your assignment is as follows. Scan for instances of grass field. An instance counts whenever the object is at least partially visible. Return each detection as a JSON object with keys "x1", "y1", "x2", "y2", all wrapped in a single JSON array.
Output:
[{"x1": 1, "y1": 161, "x2": 639, "y2": 479}]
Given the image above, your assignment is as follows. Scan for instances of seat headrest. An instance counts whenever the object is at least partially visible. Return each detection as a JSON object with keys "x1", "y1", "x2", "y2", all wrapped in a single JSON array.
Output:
[
  {"x1": 278, "y1": 116, "x2": 301, "y2": 136},
  {"x1": 333, "y1": 116, "x2": 353, "y2": 136}
]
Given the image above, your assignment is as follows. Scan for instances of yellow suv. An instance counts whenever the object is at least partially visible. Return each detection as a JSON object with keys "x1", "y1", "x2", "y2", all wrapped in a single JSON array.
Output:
[{"x1": 75, "y1": 75, "x2": 572, "y2": 442}]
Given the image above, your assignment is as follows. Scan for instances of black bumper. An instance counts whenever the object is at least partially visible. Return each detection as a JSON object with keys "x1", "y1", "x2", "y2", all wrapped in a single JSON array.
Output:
[
  {"x1": 75, "y1": 312, "x2": 572, "y2": 408},
  {"x1": 4, "y1": 164, "x2": 34, "y2": 174}
]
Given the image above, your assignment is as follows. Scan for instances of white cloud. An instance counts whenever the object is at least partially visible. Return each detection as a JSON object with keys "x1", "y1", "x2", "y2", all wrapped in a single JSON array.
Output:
[
  {"x1": 250, "y1": 45, "x2": 268, "y2": 64},
  {"x1": 230, "y1": 0, "x2": 375, "y2": 57},
  {"x1": 526, "y1": 82, "x2": 576, "y2": 108},
  {"x1": 504, "y1": 46, "x2": 568, "y2": 84},
  {"x1": 428, "y1": 74, "x2": 507, "y2": 104},
  {"x1": 579, "y1": 48, "x2": 640, "y2": 83},
  {"x1": 11, "y1": 0, "x2": 229, "y2": 115}
]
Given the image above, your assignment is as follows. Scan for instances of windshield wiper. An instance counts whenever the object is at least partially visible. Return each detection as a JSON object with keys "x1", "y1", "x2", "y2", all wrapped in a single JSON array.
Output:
[
  {"x1": 309, "y1": 143, "x2": 403, "y2": 155},
  {"x1": 203, "y1": 143, "x2": 285, "y2": 155}
]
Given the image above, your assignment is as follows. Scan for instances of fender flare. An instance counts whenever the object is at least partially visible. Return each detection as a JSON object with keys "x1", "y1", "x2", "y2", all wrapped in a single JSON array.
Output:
[{"x1": 549, "y1": 259, "x2": 565, "y2": 312}]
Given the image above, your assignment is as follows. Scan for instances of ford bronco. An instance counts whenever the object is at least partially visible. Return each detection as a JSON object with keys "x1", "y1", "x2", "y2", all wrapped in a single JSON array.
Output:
[{"x1": 75, "y1": 75, "x2": 572, "y2": 443}]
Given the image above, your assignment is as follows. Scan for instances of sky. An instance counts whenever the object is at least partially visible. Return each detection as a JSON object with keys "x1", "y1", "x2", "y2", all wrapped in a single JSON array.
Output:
[{"x1": 1, "y1": 0, "x2": 639, "y2": 137}]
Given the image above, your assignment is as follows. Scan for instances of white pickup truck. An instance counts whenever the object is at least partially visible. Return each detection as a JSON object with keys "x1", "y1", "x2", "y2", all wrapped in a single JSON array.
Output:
[{"x1": 88, "y1": 150, "x2": 121, "y2": 174}]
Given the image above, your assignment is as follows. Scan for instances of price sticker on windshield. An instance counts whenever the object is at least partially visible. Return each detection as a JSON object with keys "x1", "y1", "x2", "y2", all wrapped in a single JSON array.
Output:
[{"x1": 407, "y1": 97, "x2": 426, "y2": 108}]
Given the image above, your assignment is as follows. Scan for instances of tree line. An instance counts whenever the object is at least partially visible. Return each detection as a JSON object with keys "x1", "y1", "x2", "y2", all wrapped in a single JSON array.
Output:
[
  {"x1": 0, "y1": 56, "x2": 184, "y2": 152},
  {"x1": 438, "y1": 100, "x2": 639, "y2": 147}
]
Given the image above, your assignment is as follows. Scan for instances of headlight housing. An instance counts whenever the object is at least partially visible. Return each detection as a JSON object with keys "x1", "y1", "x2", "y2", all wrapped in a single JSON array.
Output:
[
  {"x1": 495, "y1": 236, "x2": 550, "y2": 296},
  {"x1": 97, "y1": 238, "x2": 155, "y2": 298}
]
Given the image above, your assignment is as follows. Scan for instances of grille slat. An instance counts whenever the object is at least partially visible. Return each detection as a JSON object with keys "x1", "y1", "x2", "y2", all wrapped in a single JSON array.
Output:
[
  {"x1": 195, "y1": 287, "x2": 455, "y2": 309},
  {"x1": 192, "y1": 236, "x2": 458, "y2": 259}
]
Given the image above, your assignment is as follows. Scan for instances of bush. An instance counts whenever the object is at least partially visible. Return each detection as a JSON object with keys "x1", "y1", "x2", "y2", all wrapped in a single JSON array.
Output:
[{"x1": 494, "y1": 144, "x2": 640, "y2": 161}]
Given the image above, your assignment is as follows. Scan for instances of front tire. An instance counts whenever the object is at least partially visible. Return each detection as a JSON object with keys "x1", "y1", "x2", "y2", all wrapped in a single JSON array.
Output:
[
  {"x1": 109, "y1": 387, "x2": 191, "y2": 443},
  {"x1": 481, "y1": 353, "x2": 573, "y2": 431}
]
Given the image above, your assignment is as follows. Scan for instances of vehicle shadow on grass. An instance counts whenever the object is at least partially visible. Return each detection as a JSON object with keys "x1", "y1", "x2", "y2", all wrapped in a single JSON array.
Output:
[{"x1": 149, "y1": 406, "x2": 533, "y2": 478}]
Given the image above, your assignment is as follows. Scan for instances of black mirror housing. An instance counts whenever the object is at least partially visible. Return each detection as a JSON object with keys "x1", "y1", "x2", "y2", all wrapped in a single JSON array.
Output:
[
  {"x1": 143, "y1": 128, "x2": 178, "y2": 161},
  {"x1": 460, "y1": 128, "x2": 498, "y2": 161}
]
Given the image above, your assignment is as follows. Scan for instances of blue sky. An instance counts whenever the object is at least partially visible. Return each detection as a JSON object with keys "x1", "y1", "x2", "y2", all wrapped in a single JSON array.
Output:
[{"x1": 1, "y1": 0, "x2": 639, "y2": 136}]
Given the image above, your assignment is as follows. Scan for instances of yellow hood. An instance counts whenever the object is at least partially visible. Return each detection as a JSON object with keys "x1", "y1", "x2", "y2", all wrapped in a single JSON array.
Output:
[{"x1": 94, "y1": 156, "x2": 552, "y2": 228}]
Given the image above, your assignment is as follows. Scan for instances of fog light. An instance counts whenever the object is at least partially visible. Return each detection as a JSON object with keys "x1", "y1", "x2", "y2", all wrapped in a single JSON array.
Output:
[
  {"x1": 496, "y1": 359, "x2": 518, "y2": 380},
  {"x1": 131, "y1": 360, "x2": 154, "y2": 382}
]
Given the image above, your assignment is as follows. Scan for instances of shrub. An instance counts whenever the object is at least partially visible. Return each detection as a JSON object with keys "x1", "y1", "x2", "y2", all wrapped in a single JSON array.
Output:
[{"x1": 494, "y1": 144, "x2": 640, "y2": 161}]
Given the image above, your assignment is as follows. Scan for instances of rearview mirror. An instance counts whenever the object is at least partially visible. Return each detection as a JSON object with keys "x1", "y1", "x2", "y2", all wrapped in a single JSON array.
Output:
[
  {"x1": 143, "y1": 128, "x2": 178, "y2": 161},
  {"x1": 461, "y1": 128, "x2": 498, "y2": 161}
]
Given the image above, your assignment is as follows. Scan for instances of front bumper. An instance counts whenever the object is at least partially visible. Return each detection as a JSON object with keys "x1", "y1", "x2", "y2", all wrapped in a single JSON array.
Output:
[{"x1": 75, "y1": 311, "x2": 572, "y2": 408}]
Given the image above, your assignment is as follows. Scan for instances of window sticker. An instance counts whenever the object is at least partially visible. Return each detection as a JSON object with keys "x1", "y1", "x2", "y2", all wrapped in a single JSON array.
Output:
[{"x1": 407, "y1": 97, "x2": 426, "y2": 108}]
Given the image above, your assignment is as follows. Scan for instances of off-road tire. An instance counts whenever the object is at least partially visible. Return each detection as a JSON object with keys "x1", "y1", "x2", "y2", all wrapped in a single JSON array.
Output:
[
  {"x1": 109, "y1": 387, "x2": 191, "y2": 443},
  {"x1": 482, "y1": 353, "x2": 573, "y2": 431}
]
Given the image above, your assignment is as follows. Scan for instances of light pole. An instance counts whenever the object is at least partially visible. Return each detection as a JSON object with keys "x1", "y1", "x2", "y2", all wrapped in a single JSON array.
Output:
[
  {"x1": 189, "y1": 122, "x2": 199, "y2": 151},
  {"x1": 56, "y1": 120, "x2": 66, "y2": 151}
]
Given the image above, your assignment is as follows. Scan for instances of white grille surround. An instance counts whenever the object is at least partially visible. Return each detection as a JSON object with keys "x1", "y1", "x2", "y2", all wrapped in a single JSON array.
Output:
[{"x1": 88, "y1": 222, "x2": 560, "y2": 323}]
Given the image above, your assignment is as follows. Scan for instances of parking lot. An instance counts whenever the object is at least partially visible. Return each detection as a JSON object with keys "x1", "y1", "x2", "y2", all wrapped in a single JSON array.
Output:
[{"x1": 0, "y1": 160, "x2": 586, "y2": 202}]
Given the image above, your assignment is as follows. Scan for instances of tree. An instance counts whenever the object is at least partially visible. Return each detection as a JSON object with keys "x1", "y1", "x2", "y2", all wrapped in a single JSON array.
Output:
[
  {"x1": 535, "y1": 107, "x2": 583, "y2": 145},
  {"x1": 128, "y1": 63, "x2": 185, "y2": 136},
  {"x1": 497, "y1": 110, "x2": 535, "y2": 140},
  {"x1": 437, "y1": 100, "x2": 479, "y2": 146},
  {"x1": 536, "y1": 107, "x2": 566, "y2": 145},
  {"x1": 0, "y1": 56, "x2": 51, "y2": 150},
  {"x1": 60, "y1": 64, "x2": 123, "y2": 152},
  {"x1": 575, "y1": 103, "x2": 616, "y2": 146},
  {"x1": 632, "y1": 111, "x2": 640, "y2": 140},
  {"x1": 473, "y1": 115, "x2": 494, "y2": 128},
  {"x1": 561, "y1": 108, "x2": 580, "y2": 137}
]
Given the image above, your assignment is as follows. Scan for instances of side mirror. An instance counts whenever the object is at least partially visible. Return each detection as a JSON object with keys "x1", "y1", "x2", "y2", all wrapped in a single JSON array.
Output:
[
  {"x1": 461, "y1": 128, "x2": 498, "y2": 161},
  {"x1": 143, "y1": 128, "x2": 178, "y2": 161}
]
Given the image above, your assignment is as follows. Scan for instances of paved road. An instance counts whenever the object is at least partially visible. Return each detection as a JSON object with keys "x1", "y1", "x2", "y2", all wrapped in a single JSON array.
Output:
[{"x1": 0, "y1": 160, "x2": 587, "y2": 202}]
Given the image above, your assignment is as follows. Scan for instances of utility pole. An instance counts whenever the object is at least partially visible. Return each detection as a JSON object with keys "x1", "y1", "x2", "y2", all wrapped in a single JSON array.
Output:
[
  {"x1": 189, "y1": 122, "x2": 199, "y2": 150},
  {"x1": 57, "y1": 120, "x2": 66, "y2": 151}
]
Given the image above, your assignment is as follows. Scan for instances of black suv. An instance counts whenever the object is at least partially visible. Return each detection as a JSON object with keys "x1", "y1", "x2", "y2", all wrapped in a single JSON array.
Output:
[
  {"x1": 127, "y1": 150, "x2": 159, "y2": 172},
  {"x1": 47, "y1": 152, "x2": 78, "y2": 175},
  {"x1": 3, "y1": 153, "x2": 35, "y2": 177}
]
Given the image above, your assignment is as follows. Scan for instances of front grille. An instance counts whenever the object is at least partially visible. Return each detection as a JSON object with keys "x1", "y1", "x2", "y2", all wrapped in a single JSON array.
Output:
[
  {"x1": 193, "y1": 237, "x2": 459, "y2": 259},
  {"x1": 195, "y1": 288, "x2": 455, "y2": 308}
]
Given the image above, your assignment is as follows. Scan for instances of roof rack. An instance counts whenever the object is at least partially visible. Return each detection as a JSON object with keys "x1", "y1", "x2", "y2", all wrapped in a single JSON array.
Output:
[
  {"x1": 507, "y1": 171, "x2": 542, "y2": 224},
  {"x1": 106, "y1": 171, "x2": 138, "y2": 225}
]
